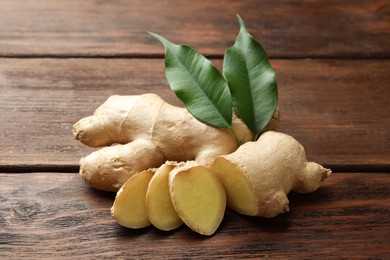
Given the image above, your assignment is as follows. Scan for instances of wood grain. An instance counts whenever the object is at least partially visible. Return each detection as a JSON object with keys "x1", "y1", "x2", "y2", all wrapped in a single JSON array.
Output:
[
  {"x1": 0, "y1": 172, "x2": 388, "y2": 259},
  {"x1": 0, "y1": 58, "x2": 389, "y2": 169},
  {"x1": 0, "y1": 0, "x2": 388, "y2": 58}
]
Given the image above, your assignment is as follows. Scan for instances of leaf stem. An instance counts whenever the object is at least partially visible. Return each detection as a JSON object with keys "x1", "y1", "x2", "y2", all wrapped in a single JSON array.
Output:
[{"x1": 228, "y1": 127, "x2": 241, "y2": 147}]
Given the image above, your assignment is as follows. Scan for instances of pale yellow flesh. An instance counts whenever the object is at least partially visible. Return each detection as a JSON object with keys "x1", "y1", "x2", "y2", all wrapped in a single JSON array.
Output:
[
  {"x1": 170, "y1": 165, "x2": 226, "y2": 236},
  {"x1": 146, "y1": 163, "x2": 183, "y2": 231},
  {"x1": 111, "y1": 170, "x2": 154, "y2": 228},
  {"x1": 211, "y1": 157, "x2": 258, "y2": 216}
]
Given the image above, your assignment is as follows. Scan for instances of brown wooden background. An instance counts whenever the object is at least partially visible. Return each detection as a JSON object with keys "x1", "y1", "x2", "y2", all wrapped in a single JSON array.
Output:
[{"x1": 1, "y1": 0, "x2": 389, "y2": 258}]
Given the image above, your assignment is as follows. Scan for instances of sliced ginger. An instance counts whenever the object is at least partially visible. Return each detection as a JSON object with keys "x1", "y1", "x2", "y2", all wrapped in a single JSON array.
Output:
[
  {"x1": 111, "y1": 169, "x2": 155, "y2": 229},
  {"x1": 145, "y1": 162, "x2": 183, "y2": 231},
  {"x1": 169, "y1": 161, "x2": 226, "y2": 236},
  {"x1": 109, "y1": 132, "x2": 331, "y2": 235}
]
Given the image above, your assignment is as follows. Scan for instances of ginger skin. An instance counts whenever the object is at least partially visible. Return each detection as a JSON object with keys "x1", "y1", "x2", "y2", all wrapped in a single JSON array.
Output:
[
  {"x1": 210, "y1": 131, "x2": 331, "y2": 218},
  {"x1": 73, "y1": 93, "x2": 278, "y2": 192}
]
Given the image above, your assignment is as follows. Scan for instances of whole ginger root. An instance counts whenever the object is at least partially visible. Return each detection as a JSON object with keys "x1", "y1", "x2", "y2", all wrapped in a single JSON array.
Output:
[{"x1": 73, "y1": 93, "x2": 279, "y2": 192}]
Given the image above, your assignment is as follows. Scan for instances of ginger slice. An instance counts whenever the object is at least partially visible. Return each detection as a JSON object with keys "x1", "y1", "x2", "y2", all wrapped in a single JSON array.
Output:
[
  {"x1": 169, "y1": 161, "x2": 226, "y2": 236},
  {"x1": 111, "y1": 169, "x2": 155, "y2": 228},
  {"x1": 146, "y1": 162, "x2": 183, "y2": 231}
]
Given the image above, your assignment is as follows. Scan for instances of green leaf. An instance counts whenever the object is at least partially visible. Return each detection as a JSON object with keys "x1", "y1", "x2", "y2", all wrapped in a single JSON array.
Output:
[
  {"x1": 149, "y1": 32, "x2": 233, "y2": 128},
  {"x1": 223, "y1": 15, "x2": 278, "y2": 139}
]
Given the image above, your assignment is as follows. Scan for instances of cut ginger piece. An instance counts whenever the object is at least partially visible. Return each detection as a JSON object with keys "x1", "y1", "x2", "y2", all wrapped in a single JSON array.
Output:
[
  {"x1": 210, "y1": 157, "x2": 258, "y2": 216},
  {"x1": 210, "y1": 131, "x2": 331, "y2": 218},
  {"x1": 169, "y1": 161, "x2": 226, "y2": 236},
  {"x1": 146, "y1": 162, "x2": 183, "y2": 231},
  {"x1": 111, "y1": 169, "x2": 155, "y2": 229}
]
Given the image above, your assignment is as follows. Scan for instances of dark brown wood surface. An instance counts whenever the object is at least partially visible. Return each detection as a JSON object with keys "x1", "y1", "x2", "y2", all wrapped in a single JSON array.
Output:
[
  {"x1": 1, "y1": 172, "x2": 389, "y2": 259},
  {"x1": 1, "y1": 0, "x2": 389, "y2": 258},
  {"x1": 0, "y1": 0, "x2": 389, "y2": 58}
]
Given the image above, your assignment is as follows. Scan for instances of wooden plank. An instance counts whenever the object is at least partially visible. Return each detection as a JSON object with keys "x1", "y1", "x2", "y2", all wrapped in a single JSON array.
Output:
[
  {"x1": 0, "y1": 172, "x2": 388, "y2": 258},
  {"x1": 0, "y1": 58, "x2": 389, "y2": 168},
  {"x1": 0, "y1": 58, "x2": 171, "y2": 168},
  {"x1": 0, "y1": 59, "x2": 390, "y2": 169},
  {"x1": 275, "y1": 59, "x2": 390, "y2": 168},
  {"x1": 0, "y1": 0, "x2": 388, "y2": 58}
]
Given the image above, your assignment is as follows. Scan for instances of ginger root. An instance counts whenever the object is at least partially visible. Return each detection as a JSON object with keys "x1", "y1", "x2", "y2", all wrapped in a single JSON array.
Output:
[
  {"x1": 73, "y1": 93, "x2": 279, "y2": 192},
  {"x1": 210, "y1": 131, "x2": 331, "y2": 218}
]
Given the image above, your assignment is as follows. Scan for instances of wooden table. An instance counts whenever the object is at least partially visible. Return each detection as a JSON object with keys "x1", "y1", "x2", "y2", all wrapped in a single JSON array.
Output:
[{"x1": 1, "y1": 1, "x2": 389, "y2": 258}]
